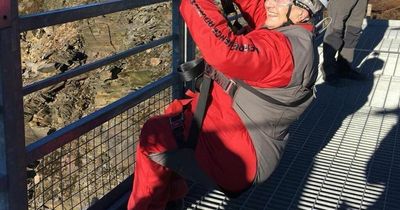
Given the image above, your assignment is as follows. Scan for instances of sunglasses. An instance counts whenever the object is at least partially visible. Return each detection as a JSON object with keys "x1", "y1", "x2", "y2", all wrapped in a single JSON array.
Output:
[{"x1": 265, "y1": 0, "x2": 293, "y2": 6}]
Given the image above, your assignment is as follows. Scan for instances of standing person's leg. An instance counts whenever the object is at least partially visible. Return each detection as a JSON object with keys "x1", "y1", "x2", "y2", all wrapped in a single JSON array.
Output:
[
  {"x1": 338, "y1": 0, "x2": 368, "y2": 72},
  {"x1": 322, "y1": 0, "x2": 358, "y2": 80}
]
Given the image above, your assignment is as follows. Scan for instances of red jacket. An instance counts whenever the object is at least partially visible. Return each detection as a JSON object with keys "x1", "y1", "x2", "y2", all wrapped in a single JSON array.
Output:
[{"x1": 179, "y1": 0, "x2": 295, "y2": 192}]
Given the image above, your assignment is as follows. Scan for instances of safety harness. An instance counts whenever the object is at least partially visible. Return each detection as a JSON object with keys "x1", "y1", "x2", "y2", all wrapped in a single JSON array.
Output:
[{"x1": 172, "y1": 55, "x2": 315, "y2": 151}]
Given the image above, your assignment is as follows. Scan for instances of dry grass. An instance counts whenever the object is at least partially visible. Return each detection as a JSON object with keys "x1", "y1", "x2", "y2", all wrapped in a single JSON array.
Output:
[{"x1": 370, "y1": 0, "x2": 400, "y2": 20}]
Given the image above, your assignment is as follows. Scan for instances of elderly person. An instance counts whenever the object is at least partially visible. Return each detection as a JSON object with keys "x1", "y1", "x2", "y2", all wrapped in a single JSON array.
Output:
[{"x1": 127, "y1": 0, "x2": 325, "y2": 209}]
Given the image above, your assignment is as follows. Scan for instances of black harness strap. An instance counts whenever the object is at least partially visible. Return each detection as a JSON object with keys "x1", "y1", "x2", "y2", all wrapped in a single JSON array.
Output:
[
  {"x1": 185, "y1": 73, "x2": 212, "y2": 149},
  {"x1": 282, "y1": 4, "x2": 294, "y2": 27},
  {"x1": 221, "y1": 0, "x2": 236, "y2": 15},
  {"x1": 205, "y1": 66, "x2": 237, "y2": 96},
  {"x1": 220, "y1": 0, "x2": 243, "y2": 34},
  {"x1": 177, "y1": 58, "x2": 205, "y2": 83},
  {"x1": 170, "y1": 64, "x2": 213, "y2": 150},
  {"x1": 169, "y1": 112, "x2": 186, "y2": 148}
]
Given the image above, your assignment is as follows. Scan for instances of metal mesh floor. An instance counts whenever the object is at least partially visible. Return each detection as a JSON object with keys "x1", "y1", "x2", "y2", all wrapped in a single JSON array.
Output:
[{"x1": 184, "y1": 19, "x2": 400, "y2": 210}]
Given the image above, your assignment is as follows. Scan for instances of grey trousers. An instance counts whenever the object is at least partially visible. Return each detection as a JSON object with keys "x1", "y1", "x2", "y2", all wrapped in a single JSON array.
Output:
[{"x1": 323, "y1": 0, "x2": 368, "y2": 65}]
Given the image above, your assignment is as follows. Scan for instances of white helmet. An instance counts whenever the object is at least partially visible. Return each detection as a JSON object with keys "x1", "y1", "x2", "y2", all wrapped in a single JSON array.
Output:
[
  {"x1": 294, "y1": 0, "x2": 327, "y2": 15},
  {"x1": 319, "y1": 0, "x2": 329, "y2": 7}
]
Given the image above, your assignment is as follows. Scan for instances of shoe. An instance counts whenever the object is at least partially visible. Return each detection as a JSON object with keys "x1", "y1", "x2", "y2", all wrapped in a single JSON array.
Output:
[
  {"x1": 340, "y1": 70, "x2": 367, "y2": 81},
  {"x1": 324, "y1": 73, "x2": 341, "y2": 86},
  {"x1": 321, "y1": 64, "x2": 341, "y2": 86},
  {"x1": 337, "y1": 55, "x2": 353, "y2": 73},
  {"x1": 337, "y1": 56, "x2": 367, "y2": 81},
  {"x1": 165, "y1": 198, "x2": 184, "y2": 210}
]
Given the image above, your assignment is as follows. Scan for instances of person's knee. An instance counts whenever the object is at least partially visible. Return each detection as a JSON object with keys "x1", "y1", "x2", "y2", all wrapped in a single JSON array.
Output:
[
  {"x1": 345, "y1": 26, "x2": 362, "y2": 41},
  {"x1": 139, "y1": 115, "x2": 178, "y2": 154}
]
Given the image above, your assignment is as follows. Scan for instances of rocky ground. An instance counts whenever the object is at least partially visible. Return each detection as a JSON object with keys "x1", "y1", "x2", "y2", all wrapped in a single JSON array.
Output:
[{"x1": 19, "y1": 1, "x2": 173, "y2": 145}]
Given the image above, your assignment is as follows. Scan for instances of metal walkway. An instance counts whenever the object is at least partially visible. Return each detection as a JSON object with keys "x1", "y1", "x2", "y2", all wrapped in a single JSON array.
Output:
[{"x1": 184, "y1": 19, "x2": 400, "y2": 210}]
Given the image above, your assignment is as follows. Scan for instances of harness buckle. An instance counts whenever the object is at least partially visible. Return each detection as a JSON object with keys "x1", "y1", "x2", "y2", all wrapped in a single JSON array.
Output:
[
  {"x1": 225, "y1": 79, "x2": 238, "y2": 96},
  {"x1": 169, "y1": 113, "x2": 184, "y2": 129}
]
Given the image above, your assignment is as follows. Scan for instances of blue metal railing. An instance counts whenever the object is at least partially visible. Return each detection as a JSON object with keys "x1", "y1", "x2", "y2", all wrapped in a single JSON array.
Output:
[
  {"x1": 18, "y1": 0, "x2": 169, "y2": 32},
  {"x1": 26, "y1": 74, "x2": 178, "y2": 163}
]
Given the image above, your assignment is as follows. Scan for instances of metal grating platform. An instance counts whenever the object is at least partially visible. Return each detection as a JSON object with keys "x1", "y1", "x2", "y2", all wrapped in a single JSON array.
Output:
[{"x1": 184, "y1": 19, "x2": 400, "y2": 210}]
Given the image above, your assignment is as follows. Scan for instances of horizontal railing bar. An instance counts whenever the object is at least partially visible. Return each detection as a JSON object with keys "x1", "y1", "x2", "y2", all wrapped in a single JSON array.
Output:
[
  {"x1": 25, "y1": 73, "x2": 179, "y2": 164},
  {"x1": 23, "y1": 35, "x2": 175, "y2": 95},
  {"x1": 19, "y1": 0, "x2": 169, "y2": 32}
]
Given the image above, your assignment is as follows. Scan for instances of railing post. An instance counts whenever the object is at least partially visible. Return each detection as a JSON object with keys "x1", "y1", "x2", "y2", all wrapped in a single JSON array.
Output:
[
  {"x1": 171, "y1": 0, "x2": 197, "y2": 98},
  {"x1": 0, "y1": 0, "x2": 28, "y2": 209},
  {"x1": 171, "y1": 0, "x2": 185, "y2": 99}
]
